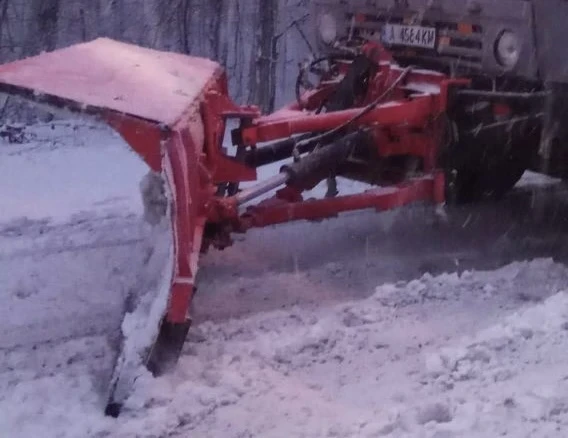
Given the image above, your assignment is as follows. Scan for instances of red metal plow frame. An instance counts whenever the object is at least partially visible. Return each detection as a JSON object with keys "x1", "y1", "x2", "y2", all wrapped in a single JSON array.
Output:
[
  {"x1": 0, "y1": 38, "x2": 469, "y2": 349},
  {"x1": 112, "y1": 56, "x2": 469, "y2": 329}
]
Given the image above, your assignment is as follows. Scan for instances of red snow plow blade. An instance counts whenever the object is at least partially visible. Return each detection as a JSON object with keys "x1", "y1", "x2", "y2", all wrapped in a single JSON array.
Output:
[{"x1": 0, "y1": 38, "x2": 259, "y2": 416}]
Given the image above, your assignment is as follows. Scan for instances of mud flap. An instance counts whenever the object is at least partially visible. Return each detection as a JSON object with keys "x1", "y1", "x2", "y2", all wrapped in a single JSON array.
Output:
[{"x1": 146, "y1": 319, "x2": 192, "y2": 376}]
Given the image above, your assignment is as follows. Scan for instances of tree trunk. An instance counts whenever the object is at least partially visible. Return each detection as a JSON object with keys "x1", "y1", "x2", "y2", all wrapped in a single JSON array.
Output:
[
  {"x1": 251, "y1": 0, "x2": 278, "y2": 113},
  {"x1": 27, "y1": 0, "x2": 60, "y2": 55},
  {"x1": 231, "y1": 0, "x2": 244, "y2": 100},
  {"x1": 180, "y1": 0, "x2": 193, "y2": 54},
  {"x1": 209, "y1": 0, "x2": 223, "y2": 61}
]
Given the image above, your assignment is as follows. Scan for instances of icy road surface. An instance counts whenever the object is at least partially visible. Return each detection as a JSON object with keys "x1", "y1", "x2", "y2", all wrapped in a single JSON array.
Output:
[{"x1": 2, "y1": 121, "x2": 568, "y2": 437}]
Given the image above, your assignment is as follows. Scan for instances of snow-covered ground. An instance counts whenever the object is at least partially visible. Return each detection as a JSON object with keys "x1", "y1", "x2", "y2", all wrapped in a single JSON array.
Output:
[{"x1": 2, "y1": 121, "x2": 568, "y2": 437}]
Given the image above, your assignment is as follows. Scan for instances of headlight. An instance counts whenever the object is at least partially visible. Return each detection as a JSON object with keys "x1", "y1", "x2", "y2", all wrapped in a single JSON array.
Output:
[
  {"x1": 318, "y1": 13, "x2": 337, "y2": 45},
  {"x1": 494, "y1": 30, "x2": 521, "y2": 69}
]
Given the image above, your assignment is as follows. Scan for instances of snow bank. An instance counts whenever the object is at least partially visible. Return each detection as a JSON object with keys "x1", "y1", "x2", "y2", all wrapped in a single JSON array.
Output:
[
  {"x1": 114, "y1": 258, "x2": 568, "y2": 438},
  {"x1": 422, "y1": 289, "x2": 568, "y2": 437},
  {"x1": 4, "y1": 257, "x2": 563, "y2": 438}
]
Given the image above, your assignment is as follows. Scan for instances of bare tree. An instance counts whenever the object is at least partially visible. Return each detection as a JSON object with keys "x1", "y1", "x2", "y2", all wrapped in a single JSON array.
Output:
[
  {"x1": 249, "y1": 0, "x2": 278, "y2": 113},
  {"x1": 180, "y1": 0, "x2": 193, "y2": 54},
  {"x1": 208, "y1": 0, "x2": 223, "y2": 61},
  {"x1": 27, "y1": 0, "x2": 60, "y2": 55}
]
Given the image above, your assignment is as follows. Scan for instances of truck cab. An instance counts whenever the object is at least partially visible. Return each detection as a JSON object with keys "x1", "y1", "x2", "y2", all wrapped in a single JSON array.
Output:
[{"x1": 308, "y1": 0, "x2": 568, "y2": 187}]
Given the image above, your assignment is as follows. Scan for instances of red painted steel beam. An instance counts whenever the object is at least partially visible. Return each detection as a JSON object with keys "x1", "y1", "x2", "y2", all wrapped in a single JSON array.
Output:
[
  {"x1": 239, "y1": 173, "x2": 445, "y2": 230},
  {"x1": 240, "y1": 95, "x2": 440, "y2": 145}
]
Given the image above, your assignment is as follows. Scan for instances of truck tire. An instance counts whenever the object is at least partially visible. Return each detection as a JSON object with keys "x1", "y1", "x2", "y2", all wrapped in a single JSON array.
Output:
[
  {"x1": 445, "y1": 100, "x2": 541, "y2": 204},
  {"x1": 452, "y1": 147, "x2": 531, "y2": 203},
  {"x1": 446, "y1": 126, "x2": 539, "y2": 204}
]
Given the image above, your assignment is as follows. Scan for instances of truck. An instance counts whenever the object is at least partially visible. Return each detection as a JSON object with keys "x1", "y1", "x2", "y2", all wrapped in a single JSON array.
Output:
[
  {"x1": 310, "y1": 0, "x2": 568, "y2": 201},
  {"x1": 0, "y1": 0, "x2": 565, "y2": 417}
]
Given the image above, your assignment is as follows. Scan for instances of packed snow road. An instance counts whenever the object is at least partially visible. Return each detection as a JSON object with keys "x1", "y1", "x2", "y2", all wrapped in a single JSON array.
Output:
[{"x1": 2, "y1": 121, "x2": 568, "y2": 437}]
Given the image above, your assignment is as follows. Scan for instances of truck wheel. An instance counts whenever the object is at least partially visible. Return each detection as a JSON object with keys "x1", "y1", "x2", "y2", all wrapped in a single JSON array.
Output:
[
  {"x1": 443, "y1": 95, "x2": 542, "y2": 204},
  {"x1": 447, "y1": 123, "x2": 540, "y2": 204},
  {"x1": 453, "y1": 151, "x2": 529, "y2": 203}
]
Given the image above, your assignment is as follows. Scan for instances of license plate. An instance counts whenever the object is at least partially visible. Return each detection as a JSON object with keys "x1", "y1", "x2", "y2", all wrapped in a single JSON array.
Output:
[{"x1": 381, "y1": 23, "x2": 437, "y2": 49}]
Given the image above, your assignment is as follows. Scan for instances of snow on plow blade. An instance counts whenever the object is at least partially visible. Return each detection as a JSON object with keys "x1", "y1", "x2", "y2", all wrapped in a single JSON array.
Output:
[
  {"x1": 0, "y1": 38, "x2": 226, "y2": 416},
  {"x1": 0, "y1": 37, "x2": 219, "y2": 126}
]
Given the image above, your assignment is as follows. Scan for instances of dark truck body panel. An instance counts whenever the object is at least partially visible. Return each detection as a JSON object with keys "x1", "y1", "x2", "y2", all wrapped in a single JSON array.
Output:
[
  {"x1": 533, "y1": 1, "x2": 568, "y2": 83},
  {"x1": 309, "y1": 0, "x2": 568, "y2": 179}
]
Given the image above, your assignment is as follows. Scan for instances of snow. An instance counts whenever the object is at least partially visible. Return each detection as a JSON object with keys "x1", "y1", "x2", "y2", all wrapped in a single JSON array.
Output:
[
  {"x1": 0, "y1": 121, "x2": 148, "y2": 223},
  {"x1": 3, "y1": 120, "x2": 568, "y2": 437},
  {"x1": 403, "y1": 82, "x2": 441, "y2": 95}
]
